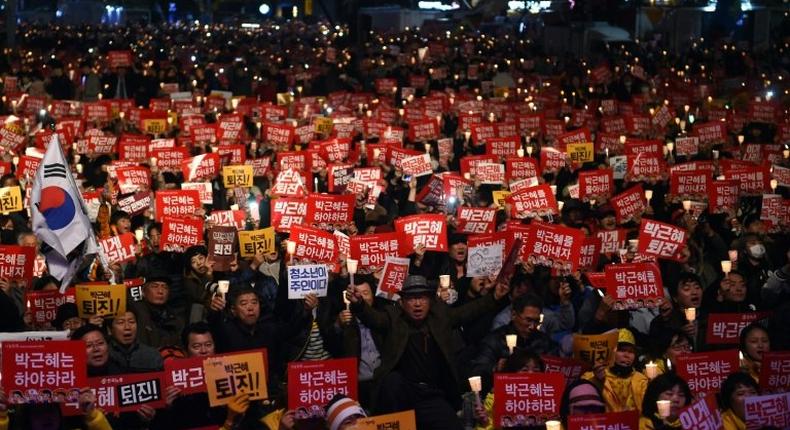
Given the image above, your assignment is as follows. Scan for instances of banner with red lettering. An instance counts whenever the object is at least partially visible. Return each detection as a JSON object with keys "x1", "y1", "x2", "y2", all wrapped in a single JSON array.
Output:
[
  {"x1": 637, "y1": 218, "x2": 687, "y2": 261},
  {"x1": 400, "y1": 153, "x2": 433, "y2": 177},
  {"x1": 493, "y1": 372, "x2": 564, "y2": 427},
  {"x1": 506, "y1": 184, "x2": 558, "y2": 219},
  {"x1": 578, "y1": 169, "x2": 613, "y2": 202},
  {"x1": 160, "y1": 216, "x2": 204, "y2": 252},
  {"x1": 207, "y1": 210, "x2": 245, "y2": 230},
  {"x1": 378, "y1": 257, "x2": 410, "y2": 296},
  {"x1": 455, "y1": 207, "x2": 497, "y2": 234},
  {"x1": 524, "y1": 221, "x2": 584, "y2": 273},
  {"x1": 604, "y1": 263, "x2": 664, "y2": 310},
  {"x1": 395, "y1": 214, "x2": 448, "y2": 255},
  {"x1": 676, "y1": 350, "x2": 739, "y2": 395},
  {"x1": 679, "y1": 396, "x2": 722, "y2": 430},
  {"x1": 290, "y1": 225, "x2": 339, "y2": 265},
  {"x1": 99, "y1": 233, "x2": 137, "y2": 265},
  {"x1": 706, "y1": 312, "x2": 770, "y2": 345},
  {"x1": 306, "y1": 193, "x2": 355, "y2": 227},
  {"x1": 155, "y1": 190, "x2": 201, "y2": 222},
  {"x1": 288, "y1": 358, "x2": 358, "y2": 415},
  {"x1": 27, "y1": 290, "x2": 76, "y2": 327},
  {"x1": 349, "y1": 233, "x2": 400, "y2": 270},
  {"x1": 568, "y1": 411, "x2": 639, "y2": 430},
  {"x1": 759, "y1": 352, "x2": 790, "y2": 393},
  {"x1": 610, "y1": 185, "x2": 646, "y2": 224},
  {"x1": 744, "y1": 392, "x2": 790, "y2": 430},
  {"x1": 2, "y1": 341, "x2": 87, "y2": 404},
  {"x1": 270, "y1": 198, "x2": 307, "y2": 233}
]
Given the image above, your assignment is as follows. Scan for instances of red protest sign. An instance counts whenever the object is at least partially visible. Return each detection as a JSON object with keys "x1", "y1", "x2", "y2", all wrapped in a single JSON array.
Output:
[
  {"x1": 610, "y1": 185, "x2": 646, "y2": 224},
  {"x1": 475, "y1": 163, "x2": 506, "y2": 185},
  {"x1": 117, "y1": 192, "x2": 153, "y2": 216},
  {"x1": 487, "y1": 136, "x2": 521, "y2": 158},
  {"x1": 723, "y1": 164, "x2": 771, "y2": 195},
  {"x1": 568, "y1": 411, "x2": 639, "y2": 430},
  {"x1": 115, "y1": 166, "x2": 151, "y2": 194},
  {"x1": 408, "y1": 119, "x2": 439, "y2": 142},
  {"x1": 378, "y1": 257, "x2": 410, "y2": 294},
  {"x1": 151, "y1": 148, "x2": 189, "y2": 172},
  {"x1": 744, "y1": 392, "x2": 790, "y2": 430},
  {"x1": 460, "y1": 154, "x2": 499, "y2": 177},
  {"x1": 182, "y1": 153, "x2": 221, "y2": 181},
  {"x1": 290, "y1": 225, "x2": 339, "y2": 264},
  {"x1": 675, "y1": 136, "x2": 699, "y2": 157},
  {"x1": 164, "y1": 356, "x2": 206, "y2": 396},
  {"x1": 306, "y1": 193, "x2": 355, "y2": 227},
  {"x1": 676, "y1": 350, "x2": 739, "y2": 395},
  {"x1": 578, "y1": 169, "x2": 613, "y2": 202},
  {"x1": 578, "y1": 236, "x2": 602, "y2": 271},
  {"x1": 2, "y1": 341, "x2": 87, "y2": 403},
  {"x1": 155, "y1": 190, "x2": 201, "y2": 222},
  {"x1": 287, "y1": 358, "x2": 358, "y2": 411},
  {"x1": 540, "y1": 147, "x2": 566, "y2": 173},
  {"x1": 99, "y1": 233, "x2": 137, "y2": 265},
  {"x1": 492, "y1": 372, "x2": 564, "y2": 427},
  {"x1": 679, "y1": 396, "x2": 722, "y2": 430},
  {"x1": 506, "y1": 184, "x2": 558, "y2": 219},
  {"x1": 271, "y1": 169, "x2": 309, "y2": 198},
  {"x1": 524, "y1": 221, "x2": 584, "y2": 273},
  {"x1": 669, "y1": 170, "x2": 710, "y2": 202},
  {"x1": 118, "y1": 135, "x2": 151, "y2": 162},
  {"x1": 27, "y1": 290, "x2": 76, "y2": 326},
  {"x1": 0, "y1": 245, "x2": 35, "y2": 284},
  {"x1": 596, "y1": 229, "x2": 627, "y2": 254},
  {"x1": 706, "y1": 312, "x2": 771, "y2": 345},
  {"x1": 626, "y1": 153, "x2": 667, "y2": 182},
  {"x1": 455, "y1": 206, "x2": 497, "y2": 234},
  {"x1": 604, "y1": 263, "x2": 664, "y2": 309},
  {"x1": 160, "y1": 216, "x2": 204, "y2": 253},
  {"x1": 693, "y1": 121, "x2": 727, "y2": 145},
  {"x1": 270, "y1": 198, "x2": 307, "y2": 233},
  {"x1": 760, "y1": 352, "x2": 790, "y2": 393},
  {"x1": 207, "y1": 210, "x2": 245, "y2": 230},
  {"x1": 207, "y1": 226, "x2": 237, "y2": 271},
  {"x1": 395, "y1": 214, "x2": 448, "y2": 255},
  {"x1": 538, "y1": 355, "x2": 590, "y2": 385},
  {"x1": 709, "y1": 180, "x2": 740, "y2": 215},
  {"x1": 637, "y1": 218, "x2": 687, "y2": 261},
  {"x1": 349, "y1": 233, "x2": 400, "y2": 270},
  {"x1": 107, "y1": 50, "x2": 133, "y2": 68},
  {"x1": 263, "y1": 122, "x2": 295, "y2": 147}
]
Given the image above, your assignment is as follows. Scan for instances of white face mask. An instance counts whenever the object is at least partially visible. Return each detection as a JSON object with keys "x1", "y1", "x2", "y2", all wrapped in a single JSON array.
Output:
[{"x1": 748, "y1": 244, "x2": 766, "y2": 259}]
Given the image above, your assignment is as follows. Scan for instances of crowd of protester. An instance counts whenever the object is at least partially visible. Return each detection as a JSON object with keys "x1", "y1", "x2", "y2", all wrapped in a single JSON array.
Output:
[{"x1": 0, "y1": 16, "x2": 788, "y2": 430}]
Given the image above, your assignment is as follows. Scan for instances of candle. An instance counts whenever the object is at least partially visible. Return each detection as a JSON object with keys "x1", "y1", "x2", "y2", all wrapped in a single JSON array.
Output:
[
  {"x1": 439, "y1": 275, "x2": 450, "y2": 288},
  {"x1": 343, "y1": 291, "x2": 351, "y2": 310},
  {"x1": 712, "y1": 150, "x2": 719, "y2": 159},
  {"x1": 506, "y1": 334, "x2": 517, "y2": 353},
  {"x1": 728, "y1": 250, "x2": 738, "y2": 262},
  {"x1": 217, "y1": 280, "x2": 230, "y2": 296},
  {"x1": 287, "y1": 240, "x2": 296, "y2": 255},
  {"x1": 76, "y1": 164, "x2": 83, "y2": 174},
  {"x1": 628, "y1": 239, "x2": 638, "y2": 250},
  {"x1": 230, "y1": 204, "x2": 239, "y2": 211},
  {"x1": 645, "y1": 189, "x2": 653, "y2": 202},
  {"x1": 347, "y1": 259, "x2": 358, "y2": 275},
  {"x1": 721, "y1": 260, "x2": 732, "y2": 274},
  {"x1": 657, "y1": 400, "x2": 671, "y2": 418},
  {"x1": 737, "y1": 135, "x2": 745, "y2": 144},
  {"x1": 550, "y1": 185, "x2": 557, "y2": 195},
  {"x1": 545, "y1": 421, "x2": 561, "y2": 430},
  {"x1": 526, "y1": 146, "x2": 533, "y2": 156},
  {"x1": 135, "y1": 228, "x2": 144, "y2": 242},
  {"x1": 645, "y1": 361, "x2": 658, "y2": 379},
  {"x1": 424, "y1": 143, "x2": 431, "y2": 154},
  {"x1": 150, "y1": 157, "x2": 158, "y2": 167},
  {"x1": 558, "y1": 201, "x2": 565, "y2": 211},
  {"x1": 12, "y1": 156, "x2": 19, "y2": 166},
  {"x1": 516, "y1": 148, "x2": 525, "y2": 157},
  {"x1": 770, "y1": 179, "x2": 778, "y2": 192},
  {"x1": 685, "y1": 307, "x2": 696, "y2": 322},
  {"x1": 468, "y1": 376, "x2": 482, "y2": 393},
  {"x1": 682, "y1": 200, "x2": 692, "y2": 211},
  {"x1": 739, "y1": 351, "x2": 745, "y2": 366}
]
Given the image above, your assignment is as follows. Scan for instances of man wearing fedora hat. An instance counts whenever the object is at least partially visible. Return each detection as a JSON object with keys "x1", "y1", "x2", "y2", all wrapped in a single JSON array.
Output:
[{"x1": 347, "y1": 274, "x2": 511, "y2": 430}]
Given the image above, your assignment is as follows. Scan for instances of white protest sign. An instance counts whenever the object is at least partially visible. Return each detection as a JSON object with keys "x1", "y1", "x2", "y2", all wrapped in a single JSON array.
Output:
[
  {"x1": 466, "y1": 241, "x2": 504, "y2": 278},
  {"x1": 0, "y1": 330, "x2": 69, "y2": 343},
  {"x1": 610, "y1": 155, "x2": 628, "y2": 180},
  {"x1": 287, "y1": 264, "x2": 329, "y2": 299}
]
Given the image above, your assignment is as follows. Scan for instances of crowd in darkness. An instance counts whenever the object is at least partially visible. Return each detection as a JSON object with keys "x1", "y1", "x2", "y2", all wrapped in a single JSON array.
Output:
[{"x1": 0, "y1": 16, "x2": 788, "y2": 430}]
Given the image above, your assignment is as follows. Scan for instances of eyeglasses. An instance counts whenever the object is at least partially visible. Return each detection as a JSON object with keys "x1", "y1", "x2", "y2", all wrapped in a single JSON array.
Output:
[{"x1": 670, "y1": 343, "x2": 692, "y2": 352}]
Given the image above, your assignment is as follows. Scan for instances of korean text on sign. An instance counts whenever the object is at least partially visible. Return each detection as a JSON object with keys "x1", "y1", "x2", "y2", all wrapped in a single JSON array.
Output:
[
  {"x1": 2, "y1": 340, "x2": 87, "y2": 404},
  {"x1": 204, "y1": 351, "x2": 268, "y2": 407},
  {"x1": 287, "y1": 264, "x2": 329, "y2": 299},
  {"x1": 493, "y1": 372, "x2": 565, "y2": 427},
  {"x1": 288, "y1": 358, "x2": 358, "y2": 412}
]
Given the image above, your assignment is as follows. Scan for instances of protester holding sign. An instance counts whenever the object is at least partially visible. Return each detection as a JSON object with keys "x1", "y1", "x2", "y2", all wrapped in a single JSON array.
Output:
[
  {"x1": 719, "y1": 372, "x2": 760, "y2": 430},
  {"x1": 739, "y1": 323, "x2": 771, "y2": 384},
  {"x1": 638, "y1": 373, "x2": 692, "y2": 430},
  {"x1": 582, "y1": 329, "x2": 649, "y2": 413}
]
